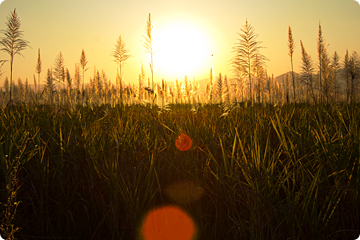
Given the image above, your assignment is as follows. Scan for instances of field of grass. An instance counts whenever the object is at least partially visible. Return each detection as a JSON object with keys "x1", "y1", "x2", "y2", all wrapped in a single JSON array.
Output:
[{"x1": 0, "y1": 102, "x2": 359, "y2": 239}]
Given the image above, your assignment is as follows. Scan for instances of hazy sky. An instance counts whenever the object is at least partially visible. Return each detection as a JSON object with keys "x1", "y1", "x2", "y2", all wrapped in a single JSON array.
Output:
[{"x1": 0, "y1": 0, "x2": 359, "y2": 87}]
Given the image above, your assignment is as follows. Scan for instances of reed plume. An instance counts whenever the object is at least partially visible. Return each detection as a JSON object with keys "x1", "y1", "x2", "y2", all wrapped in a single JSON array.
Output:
[
  {"x1": 231, "y1": 19, "x2": 267, "y2": 104},
  {"x1": 143, "y1": 13, "x2": 155, "y2": 92},
  {"x1": 288, "y1": 25, "x2": 296, "y2": 101},
  {"x1": 112, "y1": 35, "x2": 131, "y2": 104},
  {"x1": 0, "y1": 9, "x2": 30, "y2": 105},
  {"x1": 74, "y1": 63, "x2": 80, "y2": 104},
  {"x1": 36, "y1": 48, "x2": 42, "y2": 93},
  {"x1": 79, "y1": 49, "x2": 88, "y2": 105},
  {"x1": 300, "y1": 40, "x2": 316, "y2": 104}
]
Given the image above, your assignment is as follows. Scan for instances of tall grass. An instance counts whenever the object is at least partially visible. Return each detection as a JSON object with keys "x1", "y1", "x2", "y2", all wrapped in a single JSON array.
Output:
[{"x1": 0, "y1": 103, "x2": 359, "y2": 239}]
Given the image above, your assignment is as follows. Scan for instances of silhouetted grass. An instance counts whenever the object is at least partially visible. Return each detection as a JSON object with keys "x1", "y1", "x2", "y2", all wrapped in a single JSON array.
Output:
[{"x1": 0, "y1": 103, "x2": 359, "y2": 239}]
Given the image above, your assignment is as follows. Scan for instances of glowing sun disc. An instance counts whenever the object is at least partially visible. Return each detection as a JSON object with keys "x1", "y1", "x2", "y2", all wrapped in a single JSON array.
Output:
[{"x1": 154, "y1": 20, "x2": 212, "y2": 80}]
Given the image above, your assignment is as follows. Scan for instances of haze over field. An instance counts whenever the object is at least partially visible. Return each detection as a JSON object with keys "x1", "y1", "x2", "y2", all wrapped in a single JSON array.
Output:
[{"x1": 0, "y1": 0, "x2": 359, "y2": 87}]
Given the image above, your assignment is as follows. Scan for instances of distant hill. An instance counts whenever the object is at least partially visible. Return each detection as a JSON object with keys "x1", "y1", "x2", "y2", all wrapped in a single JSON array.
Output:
[
  {"x1": 274, "y1": 72, "x2": 301, "y2": 85},
  {"x1": 274, "y1": 69, "x2": 346, "y2": 86}
]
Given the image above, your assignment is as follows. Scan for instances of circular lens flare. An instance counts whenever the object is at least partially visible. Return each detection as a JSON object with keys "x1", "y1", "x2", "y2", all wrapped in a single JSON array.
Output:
[
  {"x1": 141, "y1": 205, "x2": 196, "y2": 240},
  {"x1": 175, "y1": 133, "x2": 192, "y2": 151}
]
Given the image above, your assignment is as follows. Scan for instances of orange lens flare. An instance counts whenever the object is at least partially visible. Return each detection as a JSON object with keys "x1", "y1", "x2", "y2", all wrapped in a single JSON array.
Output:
[
  {"x1": 175, "y1": 133, "x2": 192, "y2": 151},
  {"x1": 141, "y1": 206, "x2": 195, "y2": 240}
]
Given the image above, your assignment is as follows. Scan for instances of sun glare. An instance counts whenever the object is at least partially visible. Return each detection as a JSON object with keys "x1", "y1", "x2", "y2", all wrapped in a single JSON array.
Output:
[{"x1": 154, "y1": 20, "x2": 212, "y2": 80}]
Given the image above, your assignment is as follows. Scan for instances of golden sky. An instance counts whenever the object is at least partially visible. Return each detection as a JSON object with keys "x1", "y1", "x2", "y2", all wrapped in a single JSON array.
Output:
[{"x1": 0, "y1": 0, "x2": 359, "y2": 87}]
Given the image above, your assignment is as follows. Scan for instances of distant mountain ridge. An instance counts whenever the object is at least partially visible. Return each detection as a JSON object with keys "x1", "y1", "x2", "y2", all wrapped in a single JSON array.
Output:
[
  {"x1": 274, "y1": 72, "x2": 301, "y2": 85},
  {"x1": 160, "y1": 72, "x2": 300, "y2": 91}
]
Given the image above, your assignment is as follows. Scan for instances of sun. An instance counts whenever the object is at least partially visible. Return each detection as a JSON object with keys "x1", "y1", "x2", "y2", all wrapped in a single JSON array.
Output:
[{"x1": 153, "y1": 20, "x2": 212, "y2": 81}]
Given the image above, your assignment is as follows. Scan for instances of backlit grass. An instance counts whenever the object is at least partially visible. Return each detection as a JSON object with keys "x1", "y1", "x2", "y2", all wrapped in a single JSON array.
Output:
[{"x1": 0, "y1": 103, "x2": 359, "y2": 239}]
